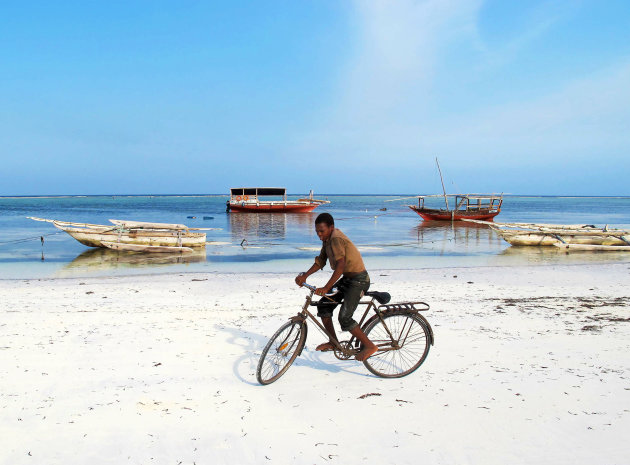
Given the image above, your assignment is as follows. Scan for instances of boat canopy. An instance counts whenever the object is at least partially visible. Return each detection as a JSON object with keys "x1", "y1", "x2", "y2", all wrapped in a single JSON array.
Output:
[
  {"x1": 230, "y1": 187, "x2": 286, "y2": 197},
  {"x1": 417, "y1": 193, "x2": 503, "y2": 211}
]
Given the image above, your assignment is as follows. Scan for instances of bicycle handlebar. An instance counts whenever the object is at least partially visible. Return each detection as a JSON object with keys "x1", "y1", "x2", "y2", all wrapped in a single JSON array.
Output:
[
  {"x1": 301, "y1": 282, "x2": 317, "y2": 292},
  {"x1": 298, "y1": 274, "x2": 335, "y2": 300},
  {"x1": 299, "y1": 281, "x2": 338, "y2": 303}
]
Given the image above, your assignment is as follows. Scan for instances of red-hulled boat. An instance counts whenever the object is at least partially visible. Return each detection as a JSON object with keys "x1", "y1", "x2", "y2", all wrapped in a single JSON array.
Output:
[
  {"x1": 408, "y1": 194, "x2": 503, "y2": 221},
  {"x1": 227, "y1": 187, "x2": 330, "y2": 213}
]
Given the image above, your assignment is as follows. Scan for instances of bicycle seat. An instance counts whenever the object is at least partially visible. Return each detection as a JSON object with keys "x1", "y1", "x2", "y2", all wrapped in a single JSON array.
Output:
[{"x1": 365, "y1": 291, "x2": 391, "y2": 304}]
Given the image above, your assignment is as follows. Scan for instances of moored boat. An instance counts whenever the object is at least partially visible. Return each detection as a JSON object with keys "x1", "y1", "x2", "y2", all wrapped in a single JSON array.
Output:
[
  {"x1": 226, "y1": 187, "x2": 329, "y2": 213},
  {"x1": 403, "y1": 158, "x2": 502, "y2": 221},
  {"x1": 28, "y1": 217, "x2": 211, "y2": 251},
  {"x1": 408, "y1": 194, "x2": 503, "y2": 221}
]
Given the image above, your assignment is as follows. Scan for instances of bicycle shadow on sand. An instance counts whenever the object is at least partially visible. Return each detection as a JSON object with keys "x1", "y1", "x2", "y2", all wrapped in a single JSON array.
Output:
[{"x1": 219, "y1": 324, "x2": 370, "y2": 386}]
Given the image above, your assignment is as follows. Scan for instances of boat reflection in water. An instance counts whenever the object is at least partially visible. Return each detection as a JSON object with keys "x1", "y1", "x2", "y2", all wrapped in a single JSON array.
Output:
[
  {"x1": 228, "y1": 212, "x2": 316, "y2": 245},
  {"x1": 498, "y1": 243, "x2": 630, "y2": 264},
  {"x1": 57, "y1": 247, "x2": 207, "y2": 276},
  {"x1": 410, "y1": 221, "x2": 505, "y2": 255}
]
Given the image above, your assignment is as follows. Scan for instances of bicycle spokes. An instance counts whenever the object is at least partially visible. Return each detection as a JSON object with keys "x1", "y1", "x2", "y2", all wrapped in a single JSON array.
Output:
[
  {"x1": 362, "y1": 312, "x2": 431, "y2": 378},
  {"x1": 257, "y1": 321, "x2": 306, "y2": 385}
]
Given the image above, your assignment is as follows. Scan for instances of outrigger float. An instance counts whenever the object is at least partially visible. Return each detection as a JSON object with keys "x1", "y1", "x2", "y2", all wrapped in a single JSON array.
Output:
[
  {"x1": 464, "y1": 219, "x2": 630, "y2": 251},
  {"x1": 226, "y1": 187, "x2": 330, "y2": 213},
  {"x1": 28, "y1": 217, "x2": 217, "y2": 253}
]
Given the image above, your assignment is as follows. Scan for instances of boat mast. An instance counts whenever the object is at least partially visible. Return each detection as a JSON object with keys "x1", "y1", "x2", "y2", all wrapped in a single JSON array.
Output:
[{"x1": 436, "y1": 157, "x2": 449, "y2": 210}]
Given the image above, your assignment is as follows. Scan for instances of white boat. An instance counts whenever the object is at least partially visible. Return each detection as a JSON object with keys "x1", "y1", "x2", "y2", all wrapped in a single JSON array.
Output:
[
  {"x1": 28, "y1": 217, "x2": 213, "y2": 250},
  {"x1": 463, "y1": 219, "x2": 630, "y2": 251},
  {"x1": 101, "y1": 241, "x2": 195, "y2": 253}
]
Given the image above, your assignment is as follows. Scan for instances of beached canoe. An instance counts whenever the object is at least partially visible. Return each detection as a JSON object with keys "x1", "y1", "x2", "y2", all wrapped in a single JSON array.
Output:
[{"x1": 463, "y1": 219, "x2": 630, "y2": 248}]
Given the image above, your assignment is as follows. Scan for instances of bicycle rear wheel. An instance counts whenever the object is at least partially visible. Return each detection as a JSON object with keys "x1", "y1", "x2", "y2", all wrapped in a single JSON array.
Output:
[
  {"x1": 256, "y1": 320, "x2": 306, "y2": 385},
  {"x1": 362, "y1": 311, "x2": 430, "y2": 378}
]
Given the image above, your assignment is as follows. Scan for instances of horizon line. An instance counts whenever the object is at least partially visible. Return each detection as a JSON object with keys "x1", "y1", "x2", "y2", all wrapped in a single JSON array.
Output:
[{"x1": 1, "y1": 193, "x2": 630, "y2": 199}]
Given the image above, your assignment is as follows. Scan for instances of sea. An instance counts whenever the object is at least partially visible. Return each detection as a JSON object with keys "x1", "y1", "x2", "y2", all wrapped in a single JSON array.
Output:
[{"x1": 1, "y1": 195, "x2": 629, "y2": 279}]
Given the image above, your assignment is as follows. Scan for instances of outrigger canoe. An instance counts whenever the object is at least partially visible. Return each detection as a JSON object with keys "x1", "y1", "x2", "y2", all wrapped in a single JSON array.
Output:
[
  {"x1": 463, "y1": 219, "x2": 630, "y2": 251},
  {"x1": 28, "y1": 217, "x2": 216, "y2": 252}
]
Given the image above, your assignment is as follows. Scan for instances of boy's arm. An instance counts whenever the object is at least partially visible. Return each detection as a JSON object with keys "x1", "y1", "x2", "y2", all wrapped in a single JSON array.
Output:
[
  {"x1": 295, "y1": 262, "x2": 321, "y2": 287},
  {"x1": 296, "y1": 244, "x2": 328, "y2": 286},
  {"x1": 315, "y1": 257, "x2": 345, "y2": 296}
]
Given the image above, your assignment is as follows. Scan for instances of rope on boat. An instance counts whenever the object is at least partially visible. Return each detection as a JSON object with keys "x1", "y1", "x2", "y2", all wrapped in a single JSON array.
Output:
[
  {"x1": 334, "y1": 211, "x2": 402, "y2": 221},
  {"x1": 0, "y1": 231, "x2": 63, "y2": 246}
]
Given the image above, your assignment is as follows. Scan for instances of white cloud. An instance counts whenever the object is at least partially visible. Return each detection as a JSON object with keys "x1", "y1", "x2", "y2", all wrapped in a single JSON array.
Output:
[
  {"x1": 297, "y1": 1, "x2": 629, "y2": 162},
  {"x1": 316, "y1": 0, "x2": 482, "y2": 145},
  {"x1": 288, "y1": 0, "x2": 630, "y2": 194}
]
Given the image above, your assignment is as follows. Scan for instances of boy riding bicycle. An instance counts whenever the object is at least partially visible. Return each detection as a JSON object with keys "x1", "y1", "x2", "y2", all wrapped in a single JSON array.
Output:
[{"x1": 295, "y1": 213, "x2": 378, "y2": 361}]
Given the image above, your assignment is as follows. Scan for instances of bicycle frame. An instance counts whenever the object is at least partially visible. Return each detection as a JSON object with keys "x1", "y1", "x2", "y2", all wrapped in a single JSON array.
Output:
[
  {"x1": 257, "y1": 282, "x2": 434, "y2": 384},
  {"x1": 295, "y1": 283, "x2": 402, "y2": 358}
]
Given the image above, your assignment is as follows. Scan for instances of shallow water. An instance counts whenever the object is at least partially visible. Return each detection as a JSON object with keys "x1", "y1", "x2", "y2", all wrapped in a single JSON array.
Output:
[{"x1": 1, "y1": 195, "x2": 629, "y2": 278}]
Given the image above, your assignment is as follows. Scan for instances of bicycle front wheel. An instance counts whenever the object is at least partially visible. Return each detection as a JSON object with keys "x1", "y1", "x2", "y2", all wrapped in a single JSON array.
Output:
[
  {"x1": 362, "y1": 311, "x2": 430, "y2": 378},
  {"x1": 256, "y1": 320, "x2": 306, "y2": 385}
]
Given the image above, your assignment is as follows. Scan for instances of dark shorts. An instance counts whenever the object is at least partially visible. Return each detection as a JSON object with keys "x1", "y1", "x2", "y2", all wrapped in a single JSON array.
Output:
[{"x1": 316, "y1": 271, "x2": 370, "y2": 331}]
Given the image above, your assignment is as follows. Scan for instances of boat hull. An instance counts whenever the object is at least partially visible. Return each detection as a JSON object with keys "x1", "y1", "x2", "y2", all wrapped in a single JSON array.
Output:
[
  {"x1": 409, "y1": 206, "x2": 500, "y2": 221},
  {"x1": 228, "y1": 202, "x2": 320, "y2": 213},
  {"x1": 60, "y1": 226, "x2": 206, "y2": 248},
  {"x1": 101, "y1": 241, "x2": 195, "y2": 253}
]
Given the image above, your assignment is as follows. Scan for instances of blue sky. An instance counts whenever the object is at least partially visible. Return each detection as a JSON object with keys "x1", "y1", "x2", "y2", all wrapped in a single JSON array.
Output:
[{"x1": 1, "y1": 0, "x2": 629, "y2": 195}]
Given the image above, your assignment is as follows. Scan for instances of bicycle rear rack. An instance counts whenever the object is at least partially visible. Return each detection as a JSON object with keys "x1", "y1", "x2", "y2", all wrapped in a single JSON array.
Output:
[{"x1": 378, "y1": 301, "x2": 430, "y2": 312}]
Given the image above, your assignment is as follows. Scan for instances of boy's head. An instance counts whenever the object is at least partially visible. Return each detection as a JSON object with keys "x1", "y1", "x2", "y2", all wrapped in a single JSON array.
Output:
[{"x1": 315, "y1": 213, "x2": 334, "y2": 242}]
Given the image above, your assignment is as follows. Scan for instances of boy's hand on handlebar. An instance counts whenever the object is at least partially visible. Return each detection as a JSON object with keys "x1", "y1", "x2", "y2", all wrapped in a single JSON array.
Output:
[
  {"x1": 315, "y1": 287, "x2": 330, "y2": 296},
  {"x1": 295, "y1": 274, "x2": 307, "y2": 287}
]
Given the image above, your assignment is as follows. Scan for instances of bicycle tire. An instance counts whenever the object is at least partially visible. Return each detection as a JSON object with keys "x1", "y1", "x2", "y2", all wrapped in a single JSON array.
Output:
[
  {"x1": 362, "y1": 311, "x2": 430, "y2": 378},
  {"x1": 256, "y1": 320, "x2": 306, "y2": 385}
]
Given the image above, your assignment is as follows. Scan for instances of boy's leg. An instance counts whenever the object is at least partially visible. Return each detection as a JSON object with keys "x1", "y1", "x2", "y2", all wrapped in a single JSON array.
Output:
[
  {"x1": 351, "y1": 326, "x2": 378, "y2": 361},
  {"x1": 335, "y1": 272, "x2": 377, "y2": 360},
  {"x1": 316, "y1": 316, "x2": 339, "y2": 351},
  {"x1": 316, "y1": 285, "x2": 344, "y2": 351},
  {"x1": 336, "y1": 273, "x2": 368, "y2": 332}
]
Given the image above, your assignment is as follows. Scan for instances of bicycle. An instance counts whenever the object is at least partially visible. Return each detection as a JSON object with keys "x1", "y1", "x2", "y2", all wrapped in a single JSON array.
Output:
[{"x1": 256, "y1": 282, "x2": 434, "y2": 385}]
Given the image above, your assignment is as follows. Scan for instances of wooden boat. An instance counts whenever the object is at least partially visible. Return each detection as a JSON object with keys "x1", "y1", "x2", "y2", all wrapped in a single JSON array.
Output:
[
  {"x1": 465, "y1": 219, "x2": 630, "y2": 250},
  {"x1": 101, "y1": 241, "x2": 195, "y2": 253},
  {"x1": 28, "y1": 217, "x2": 211, "y2": 250},
  {"x1": 226, "y1": 188, "x2": 329, "y2": 213},
  {"x1": 408, "y1": 194, "x2": 503, "y2": 221},
  {"x1": 403, "y1": 159, "x2": 502, "y2": 221}
]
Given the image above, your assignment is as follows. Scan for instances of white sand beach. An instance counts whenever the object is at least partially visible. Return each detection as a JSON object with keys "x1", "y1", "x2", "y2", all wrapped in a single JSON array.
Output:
[{"x1": 1, "y1": 263, "x2": 629, "y2": 465}]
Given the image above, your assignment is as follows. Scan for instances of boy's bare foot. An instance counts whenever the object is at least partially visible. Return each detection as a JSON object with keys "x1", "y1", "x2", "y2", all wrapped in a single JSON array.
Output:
[
  {"x1": 355, "y1": 344, "x2": 378, "y2": 361},
  {"x1": 316, "y1": 341, "x2": 336, "y2": 352}
]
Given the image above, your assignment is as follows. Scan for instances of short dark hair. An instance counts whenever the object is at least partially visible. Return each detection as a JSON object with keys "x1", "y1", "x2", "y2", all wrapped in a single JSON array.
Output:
[{"x1": 315, "y1": 212, "x2": 334, "y2": 226}]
